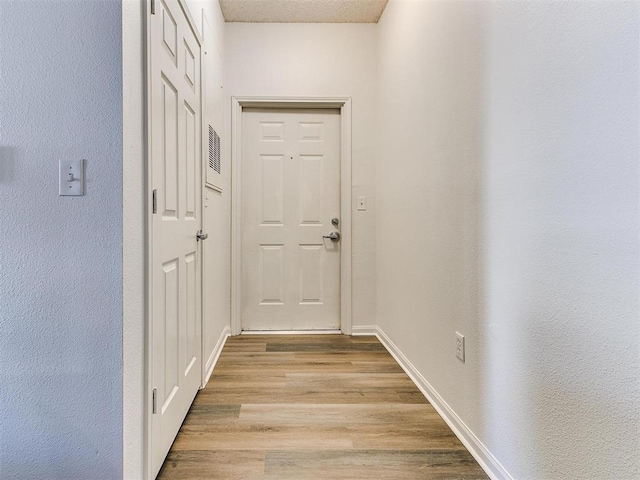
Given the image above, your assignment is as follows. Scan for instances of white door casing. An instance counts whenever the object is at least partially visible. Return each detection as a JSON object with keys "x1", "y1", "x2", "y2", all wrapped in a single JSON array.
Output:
[
  {"x1": 241, "y1": 109, "x2": 341, "y2": 330},
  {"x1": 149, "y1": 0, "x2": 202, "y2": 477}
]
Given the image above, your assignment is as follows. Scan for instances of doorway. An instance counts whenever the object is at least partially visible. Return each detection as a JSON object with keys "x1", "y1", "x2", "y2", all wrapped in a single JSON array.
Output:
[{"x1": 231, "y1": 98, "x2": 353, "y2": 335}]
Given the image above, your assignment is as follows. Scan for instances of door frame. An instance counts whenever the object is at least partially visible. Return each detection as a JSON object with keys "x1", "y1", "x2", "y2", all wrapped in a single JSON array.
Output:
[{"x1": 231, "y1": 96, "x2": 353, "y2": 335}]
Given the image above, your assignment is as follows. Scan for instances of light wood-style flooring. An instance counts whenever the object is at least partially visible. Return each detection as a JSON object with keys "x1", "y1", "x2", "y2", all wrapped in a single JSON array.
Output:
[{"x1": 157, "y1": 334, "x2": 488, "y2": 479}]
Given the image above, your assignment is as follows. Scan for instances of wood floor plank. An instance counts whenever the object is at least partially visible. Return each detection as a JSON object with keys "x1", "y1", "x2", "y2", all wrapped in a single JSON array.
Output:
[
  {"x1": 263, "y1": 450, "x2": 486, "y2": 480},
  {"x1": 194, "y1": 388, "x2": 415, "y2": 404},
  {"x1": 283, "y1": 372, "x2": 420, "y2": 389},
  {"x1": 351, "y1": 361, "x2": 407, "y2": 373},
  {"x1": 181, "y1": 404, "x2": 241, "y2": 425},
  {"x1": 171, "y1": 424, "x2": 354, "y2": 451},
  {"x1": 158, "y1": 334, "x2": 488, "y2": 479},
  {"x1": 222, "y1": 343, "x2": 268, "y2": 352},
  {"x1": 237, "y1": 403, "x2": 441, "y2": 426},
  {"x1": 266, "y1": 341, "x2": 387, "y2": 352},
  {"x1": 157, "y1": 450, "x2": 265, "y2": 480}
]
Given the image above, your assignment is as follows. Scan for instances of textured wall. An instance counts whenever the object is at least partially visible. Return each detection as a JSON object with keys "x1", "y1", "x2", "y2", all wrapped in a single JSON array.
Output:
[
  {"x1": 225, "y1": 23, "x2": 378, "y2": 328},
  {"x1": 481, "y1": 3, "x2": 639, "y2": 477},
  {"x1": 201, "y1": 1, "x2": 231, "y2": 378},
  {"x1": 376, "y1": 1, "x2": 639, "y2": 479},
  {"x1": 375, "y1": 0, "x2": 486, "y2": 470},
  {"x1": 0, "y1": 1, "x2": 123, "y2": 478}
]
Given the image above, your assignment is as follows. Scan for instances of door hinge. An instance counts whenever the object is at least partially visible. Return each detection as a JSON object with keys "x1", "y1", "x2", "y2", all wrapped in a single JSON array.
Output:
[
  {"x1": 152, "y1": 387, "x2": 157, "y2": 414},
  {"x1": 150, "y1": 0, "x2": 156, "y2": 15},
  {"x1": 152, "y1": 189, "x2": 157, "y2": 214}
]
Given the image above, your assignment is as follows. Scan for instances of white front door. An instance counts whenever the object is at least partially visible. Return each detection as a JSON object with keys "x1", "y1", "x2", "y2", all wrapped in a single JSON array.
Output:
[
  {"x1": 241, "y1": 108, "x2": 341, "y2": 331},
  {"x1": 149, "y1": 0, "x2": 202, "y2": 477}
]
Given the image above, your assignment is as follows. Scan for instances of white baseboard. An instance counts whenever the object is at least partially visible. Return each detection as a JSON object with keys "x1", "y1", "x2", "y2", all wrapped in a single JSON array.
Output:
[
  {"x1": 351, "y1": 325, "x2": 379, "y2": 336},
  {"x1": 202, "y1": 326, "x2": 231, "y2": 387},
  {"x1": 372, "y1": 325, "x2": 513, "y2": 480}
]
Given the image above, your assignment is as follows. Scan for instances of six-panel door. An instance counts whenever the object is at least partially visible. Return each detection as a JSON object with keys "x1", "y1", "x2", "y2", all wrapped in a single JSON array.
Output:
[
  {"x1": 242, "y1": 108, "x2": 341, "y2": 331},
  {"x1": 149, "y1": 0, "x2": 202, "y2": 477}
]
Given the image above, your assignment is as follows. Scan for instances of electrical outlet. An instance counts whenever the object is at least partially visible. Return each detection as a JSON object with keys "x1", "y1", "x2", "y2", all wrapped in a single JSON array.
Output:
[{"x1": 456, "y1": 332, "x2": 465, "y2": 362}]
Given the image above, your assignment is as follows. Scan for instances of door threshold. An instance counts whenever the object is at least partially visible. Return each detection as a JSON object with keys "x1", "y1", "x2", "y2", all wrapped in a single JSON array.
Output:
[{"x1": 240, "y1": 329, "x2": 343, "y2": 335}]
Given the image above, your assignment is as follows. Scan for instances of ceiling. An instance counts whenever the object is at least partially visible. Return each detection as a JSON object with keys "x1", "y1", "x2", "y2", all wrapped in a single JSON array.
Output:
[{"x1": 219, "y1": 0, "x2": 389, "y2": 23}]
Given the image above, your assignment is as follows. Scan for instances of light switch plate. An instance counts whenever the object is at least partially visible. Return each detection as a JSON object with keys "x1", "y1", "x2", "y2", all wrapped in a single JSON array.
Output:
[
  {"x1": 59, "y1": 159, "x2": 85, "y2": 196},
  {"x1": 357, "y1": 196, "x2": 366, "y2": 211}
]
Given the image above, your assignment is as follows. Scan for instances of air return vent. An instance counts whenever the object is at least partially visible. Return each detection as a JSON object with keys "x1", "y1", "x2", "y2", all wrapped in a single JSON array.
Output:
[{"x1": 209, "y1": 125, "x2": 221, "y2": 174}]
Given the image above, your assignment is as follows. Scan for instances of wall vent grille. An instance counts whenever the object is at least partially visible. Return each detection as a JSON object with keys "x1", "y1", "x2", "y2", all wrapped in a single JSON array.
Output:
[{"x1": 209, "y1": 125, "x2": 221, "y2": 174}]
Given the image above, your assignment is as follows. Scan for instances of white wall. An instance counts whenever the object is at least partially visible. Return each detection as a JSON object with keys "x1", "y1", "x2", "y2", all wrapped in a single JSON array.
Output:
[
  {"x1": 376, "y1": 1, "x2": 639, "y2": 479},
  {"x1": 0, "y1": 0, "x2": 123, "y2": 478},
  {"x1": 225, "y1": 23, "x2": 378, "y2": 328},
  {"x1": 201, "y1": 2, "x2": 231, "y2": 380}
]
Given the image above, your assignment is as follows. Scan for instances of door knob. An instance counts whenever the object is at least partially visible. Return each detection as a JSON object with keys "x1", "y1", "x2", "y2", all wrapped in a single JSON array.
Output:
[
  {"x1": 323, "y1": 231, "x2": 340, "y2": 242},
  {"x1": 196, "y1": 230, "x2": 208, "y2": 241}
]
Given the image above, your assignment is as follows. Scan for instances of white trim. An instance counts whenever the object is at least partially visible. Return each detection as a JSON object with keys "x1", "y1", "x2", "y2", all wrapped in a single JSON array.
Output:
[
  {"x1": 230, "y1": 97, "x2": 242, "y2": 335},
  {"x1": 350, "y1": 325, "x2": 378, "y2": 336},
  {"x1": 339, "y1": 99, "x2": 352, "y2": 336},
  {"x1": 370, "y1": 326, "x2": 514, "y2": 480},
  {"x1": 143, "y1": 1, "x2": 154, "y2": 478},
  {"x1": 202, "y1": 326, "x2": 231, "y2": 386},
  {"x1": 231, "y1": 96, "x2": 353, "y2": 336},
  {"x1": 122, "y1": 1, "x2": 147, "y2": 479}
]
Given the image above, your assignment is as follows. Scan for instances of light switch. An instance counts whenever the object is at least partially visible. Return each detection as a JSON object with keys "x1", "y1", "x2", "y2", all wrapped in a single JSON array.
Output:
[
  {"x1": 357, "y1": 196, "x2": 366, "y2": 211},
  {"x1": 59, "y1": 159, "x2": 85, "y2": 196}
]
